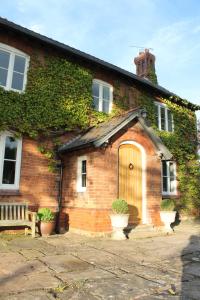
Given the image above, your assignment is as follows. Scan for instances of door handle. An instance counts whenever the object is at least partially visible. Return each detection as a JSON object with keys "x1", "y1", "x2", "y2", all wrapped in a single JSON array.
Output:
[{"x1": 129, "y1": 163, "x2": 134, "y2": 170}]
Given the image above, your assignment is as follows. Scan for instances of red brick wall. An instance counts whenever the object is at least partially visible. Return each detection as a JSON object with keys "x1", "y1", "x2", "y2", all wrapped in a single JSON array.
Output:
[
  {"x1": 61, "y1": 120, "x2": 162, "y2": 232},
  {"x1": 0, "y1": 27, "x2": 162, "y2": 233}
]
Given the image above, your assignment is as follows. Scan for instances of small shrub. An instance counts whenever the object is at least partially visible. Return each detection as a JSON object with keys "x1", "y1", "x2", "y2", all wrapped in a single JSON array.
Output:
[
  {"x1": 112, "y1": 199, "x2": 129, "y2": 214},
  {"x1": 160, "y1": 199, "x2": 175, "y2": 211},
  {"x1": 37, "y1": 208, "x2": 55, "y2": 222}
]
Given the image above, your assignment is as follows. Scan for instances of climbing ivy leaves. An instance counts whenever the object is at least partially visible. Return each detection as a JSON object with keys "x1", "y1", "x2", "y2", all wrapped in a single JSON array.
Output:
[{"x1": 0, "y1": 56, "x2": 93, "y2": 137}]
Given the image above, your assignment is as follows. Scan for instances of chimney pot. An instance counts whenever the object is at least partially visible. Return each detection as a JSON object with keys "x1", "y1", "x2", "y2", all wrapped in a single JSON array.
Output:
[{"x1": 134, "y1": 49, "x2": 157, "y2": 83}]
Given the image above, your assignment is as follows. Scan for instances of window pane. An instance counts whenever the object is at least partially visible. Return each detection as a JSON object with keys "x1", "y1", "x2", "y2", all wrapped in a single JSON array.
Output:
[
  {"x1": 0, "y1": 50, "x2": 10, "y2": 69},
  {"x1": 162, "y1": 176, "x2": 168, "y2": 192},
  {"x1": 92, "y1": 83, "x2": 99, "y2": 97},
  {"x1": 170, "y1": 178, "x2": 175, "y2": 193},
  {"x1": 4, "y1": 136, "x2": 17, "y2": 160},
  {"x1": 82, "y1": 160, "x2": 86, "y2": 173},
  {"x1": 14, "y1": 55, "x2": 26, "y2": 73},
  {"x1": 102, "y1": 100, "x2": 110, "y2": 113},
  {"x1": 82, "y1": 174, "x2": 86, "y2": 187},
  {"x1": 0, "y1": 68, "x2": 8, "y2": 86},
  {"x1": 162, "y1": 161, "x2": 167, "y2": 176},
  {"x1": 2, "y1": 160, "x2": 16, "y2": 184},
  {"x1": 169, "y1": 162, "x2": 175, "y2": 178},
  {"x1": 11, "y1": 72, "x2": 24, "y2": 90},
  {"x1": 160, "y1": 107, "x2": 166, "y2": 130},
  {"x1": 93, "y1": 96, "x2": 99, "y2": 110},
  {"x1": 155, "y1": 105, "x2": 159, "y2": 127},
  {"x1": 168, "y1": 110, "x2": 173, "y2": 132},
  {"x1": 103, "y1": 86, "x2": 110, "y2": 100}
]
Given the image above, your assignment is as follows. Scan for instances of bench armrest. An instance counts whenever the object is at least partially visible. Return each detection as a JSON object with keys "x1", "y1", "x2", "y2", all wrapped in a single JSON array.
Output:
[{"x1": 27, "y1": 211, "x2": 37, "y2": 222}]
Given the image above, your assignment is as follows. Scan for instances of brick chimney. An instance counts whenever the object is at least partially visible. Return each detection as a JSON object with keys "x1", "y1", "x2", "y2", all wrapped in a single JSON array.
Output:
[{"x1": 134, "y1": 49, "x2": 157, "y2": 83}]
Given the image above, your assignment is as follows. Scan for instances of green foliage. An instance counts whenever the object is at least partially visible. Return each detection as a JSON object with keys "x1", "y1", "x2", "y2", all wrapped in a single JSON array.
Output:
[
  {"x1": 0, "y1": 56, "x2": 93, "y2": 136},
  {"x1": 160, "y1": 199, "x2": 175, "y2": 211},
  {"x1": 147, "y1": 64, "x2": 158, "y2": 84},
  {"x1": 37, "y1": 208, "x2": 55, "y2": 222},
  {"x1": 138, "y1": 93, "x2": 157, "y2": 126},
  {"x1": 142, "y1": 95, "x2": 200, "y2": 215},
  {"x1": 112, "y1": 199, "x2": 129, "y2": 214}
]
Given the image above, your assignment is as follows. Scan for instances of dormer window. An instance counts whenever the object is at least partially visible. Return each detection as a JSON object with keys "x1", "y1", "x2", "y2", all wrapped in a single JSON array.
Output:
[
  {"x1": 155, "y1": 102, "x2": 174, "y2": 132},
  {"x1": 92, "y1": 79, "x2": 113, "y2": 113},
  {"x1": 0, "y1": 43, "x2": 29, "y2": 92}
]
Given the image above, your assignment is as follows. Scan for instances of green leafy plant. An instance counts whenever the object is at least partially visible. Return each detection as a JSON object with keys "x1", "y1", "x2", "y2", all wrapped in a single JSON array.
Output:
[
  {"x1": 37, "y1": 208, "x2": 55, "y2": 222},
  {"x1": 112, "y1": 199, "x2": 129, "y2": 214},
  {"x1": 160, "y1": 199, "x2": 175, "y2": 211}
]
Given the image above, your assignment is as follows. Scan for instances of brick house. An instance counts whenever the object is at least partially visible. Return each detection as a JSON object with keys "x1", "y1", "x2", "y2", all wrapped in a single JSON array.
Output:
[{"x1": 0, "y1": 17, "x2": 198, "y2": 234}]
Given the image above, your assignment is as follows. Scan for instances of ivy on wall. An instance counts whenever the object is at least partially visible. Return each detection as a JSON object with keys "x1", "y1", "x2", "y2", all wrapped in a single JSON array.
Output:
[
  {"x1": 0, "y1": 56, "x2": 93, "y2": 137},
  {"x1": 159, "y1": 98, "x2": 200, "y2": 214},
  {"x1": 140, "y1": 94, "x2": 200, "y2": 214},
  {"x1": 0, "y1": 54, "x2": 199, "y2": 213}
]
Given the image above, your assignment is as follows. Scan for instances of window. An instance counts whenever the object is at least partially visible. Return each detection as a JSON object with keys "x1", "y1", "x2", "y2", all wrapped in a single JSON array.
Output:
[
  {"x1": 77, "y1": 156, "x2": 87, "y2": 192},
  {"x1": 92, "y1": 79, "x2": 113, "y2": 113},
  {"x1": 0, "y1": 132, "x2": 22, "y2": 189},
  {"x1": 0, "y1": 43, "x2": 29, "y2": 92},
  {"x1": 155, "y1": 102, "x2": 174, "y2": 132},
  {"x1": 162, "y1": 161, "x2": 176, "y2": 195}
]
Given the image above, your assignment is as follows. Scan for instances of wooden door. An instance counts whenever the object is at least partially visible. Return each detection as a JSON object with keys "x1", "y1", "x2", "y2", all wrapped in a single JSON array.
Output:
[{"x1": 118, "y1": 144, "x2": 142, "y2": 224}]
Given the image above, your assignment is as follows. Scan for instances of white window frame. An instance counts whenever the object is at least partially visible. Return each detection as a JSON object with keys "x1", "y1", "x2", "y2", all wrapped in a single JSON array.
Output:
[
  {"x1": 0, "y1": 43, "x2": 30, "y2": 92},
  {"x1": 77, "y1": 155, "x2": 87, "y2": 192},
  {"x1": 0, "y1": 131, "x2": 22, "y2": 190},
  {"x1": 92, "y1": 79, "x2": 113, "y2": 113},
  {"x1": 162, "y1": 160, "x2": 177, "y2": 196},
  {"x1": 154, "y1": 101, "x2": 174, "y2": 132}
]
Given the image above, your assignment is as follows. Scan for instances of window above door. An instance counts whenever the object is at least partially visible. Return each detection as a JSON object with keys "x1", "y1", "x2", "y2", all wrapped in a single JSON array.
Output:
[
  {"x1": 92, "y1": 79, "x2": 113, "y2": 114},
  {"x1": 155, "y1": 102, "x2": 174, "y2": 132},
  {"x1": 0, "y1": 43, "x2": 29, "y2": 92}
]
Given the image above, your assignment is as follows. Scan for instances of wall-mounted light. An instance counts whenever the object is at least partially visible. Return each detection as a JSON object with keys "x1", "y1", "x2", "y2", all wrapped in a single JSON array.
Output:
[{"x1": 140, "y1": 109, "x2": 147, "y2": 119}]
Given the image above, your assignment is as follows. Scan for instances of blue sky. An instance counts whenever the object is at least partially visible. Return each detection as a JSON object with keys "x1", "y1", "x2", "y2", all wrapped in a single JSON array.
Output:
[{"x1": 1, "y1": 0, "x2": 200, "y2": 118}]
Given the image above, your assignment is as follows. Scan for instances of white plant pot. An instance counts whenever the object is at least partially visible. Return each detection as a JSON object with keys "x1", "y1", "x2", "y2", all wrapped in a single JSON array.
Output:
[
  {"x1": 110, "y1": 214, "x2": 129, "y2": 240},
  {"x1": 160, "y1": 211, "x2": 176, "y2": 233}
]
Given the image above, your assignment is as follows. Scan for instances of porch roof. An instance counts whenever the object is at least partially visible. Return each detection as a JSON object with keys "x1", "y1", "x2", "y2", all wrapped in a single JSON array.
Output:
[{"x1": 59, "y1": 109, "x2": 173, "y2": 160}]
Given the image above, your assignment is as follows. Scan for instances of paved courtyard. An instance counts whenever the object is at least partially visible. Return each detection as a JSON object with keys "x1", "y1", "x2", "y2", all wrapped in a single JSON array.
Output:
[{"x1": 0, "y1": 221, "x2": 200, "y2": 299}]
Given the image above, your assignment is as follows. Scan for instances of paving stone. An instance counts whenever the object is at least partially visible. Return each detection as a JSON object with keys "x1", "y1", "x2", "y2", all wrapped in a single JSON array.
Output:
[
  {"x1": 56, "y1": 267, "x2": 114, "y2": 282},
  {"x1": 0, "y1": 272, "x2": 61, "y2": 294},
  {"x1": 84, "y1": 275, "x2": 159, "y2": 299},
  {"x1": 40, "y1": 254, "x2": 92, "y2": 273},
  {"x1": 19, "y1": 249, "x2": 45, "y2": 259},
  {"x1": 0, "y1": 223, "x2": 199, "y2": 298},
  {"x1": 0, "y1": 290, "x2": 55, "y2": 300},
  {"x1": 183, "y1": 261, "x2": 200, "y2": 277}
]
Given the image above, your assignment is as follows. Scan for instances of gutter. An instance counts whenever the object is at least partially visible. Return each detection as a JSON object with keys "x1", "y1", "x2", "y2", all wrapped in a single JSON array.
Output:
[{"x1": 55, "y1": 155, "x2": 64, "y2": 234}]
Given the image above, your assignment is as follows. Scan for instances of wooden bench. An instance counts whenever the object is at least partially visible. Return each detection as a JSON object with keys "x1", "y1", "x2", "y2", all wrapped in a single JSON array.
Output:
[{"x1": 0, "y1": 203, "x2": 36, "y2": 238}]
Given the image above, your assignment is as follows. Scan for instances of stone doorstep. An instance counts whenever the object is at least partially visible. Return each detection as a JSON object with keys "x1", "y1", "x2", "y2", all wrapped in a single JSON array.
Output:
[
  {"x1": 125, "y1": 225, "x2": 172, "y2": 239},
  {"x1": 67, "y1": 225, "x2": 171, "y2": 240},
  {"x1": 67, "y1": 227, "x2": 112, "y2": 238}
]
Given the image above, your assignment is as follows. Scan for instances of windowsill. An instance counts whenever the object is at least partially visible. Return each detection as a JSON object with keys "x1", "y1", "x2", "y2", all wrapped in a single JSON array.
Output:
[
  {"x1": 77, "y1": 189, "x2": 86, "y2": 193},
  {"x1": 0, "y1": 189, "x2": 21, "y2": 196},
  {"x1": 162, "y1": 194, "x2": 178, "y2": 198}
]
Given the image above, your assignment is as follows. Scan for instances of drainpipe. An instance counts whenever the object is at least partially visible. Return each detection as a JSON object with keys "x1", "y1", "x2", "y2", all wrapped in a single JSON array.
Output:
[{"x1": 55, "y1": 154, "x2": 64, "y2": 234}]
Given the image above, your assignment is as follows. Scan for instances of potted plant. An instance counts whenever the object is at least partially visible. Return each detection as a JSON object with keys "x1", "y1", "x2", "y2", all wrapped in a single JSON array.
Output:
[
  {"x1": 160, "y1": 199, "x2": 176, "y2": 233},
  {"x1": 37, "y1": 208, "x2": 55, "y2": 236},
  {"x1": 110, "y1": 199, "x2": 129, "y2": 240}
]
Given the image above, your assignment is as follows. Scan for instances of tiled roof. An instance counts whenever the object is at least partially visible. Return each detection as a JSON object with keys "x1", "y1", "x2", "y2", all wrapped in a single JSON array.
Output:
[
  {"x1": 0, "y1": 17, "x2": 199, "y2": 111},
  {"x1": 59, "y1": 108, "x2": 173, "y2": 160}
]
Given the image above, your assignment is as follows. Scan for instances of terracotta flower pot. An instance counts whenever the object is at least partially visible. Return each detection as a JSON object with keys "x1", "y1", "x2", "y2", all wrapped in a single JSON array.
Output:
[{"x1": 40, "y1": 221, "x2": 55, "y2": 236}]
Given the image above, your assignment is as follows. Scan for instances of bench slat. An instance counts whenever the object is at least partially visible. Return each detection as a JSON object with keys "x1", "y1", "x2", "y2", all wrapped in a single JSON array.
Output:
[
  {"x1": 5, "y1": 205, "x2": 8, "y2": 220},
  {"x1": 0, "y1": 203, "x2": 36, "y2": 237}
]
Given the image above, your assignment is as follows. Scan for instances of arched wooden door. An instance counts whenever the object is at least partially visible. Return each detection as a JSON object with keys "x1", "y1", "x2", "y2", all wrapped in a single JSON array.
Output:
[{"x1": 118, "y1": 143, "x2": 142, "y2": 224}]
